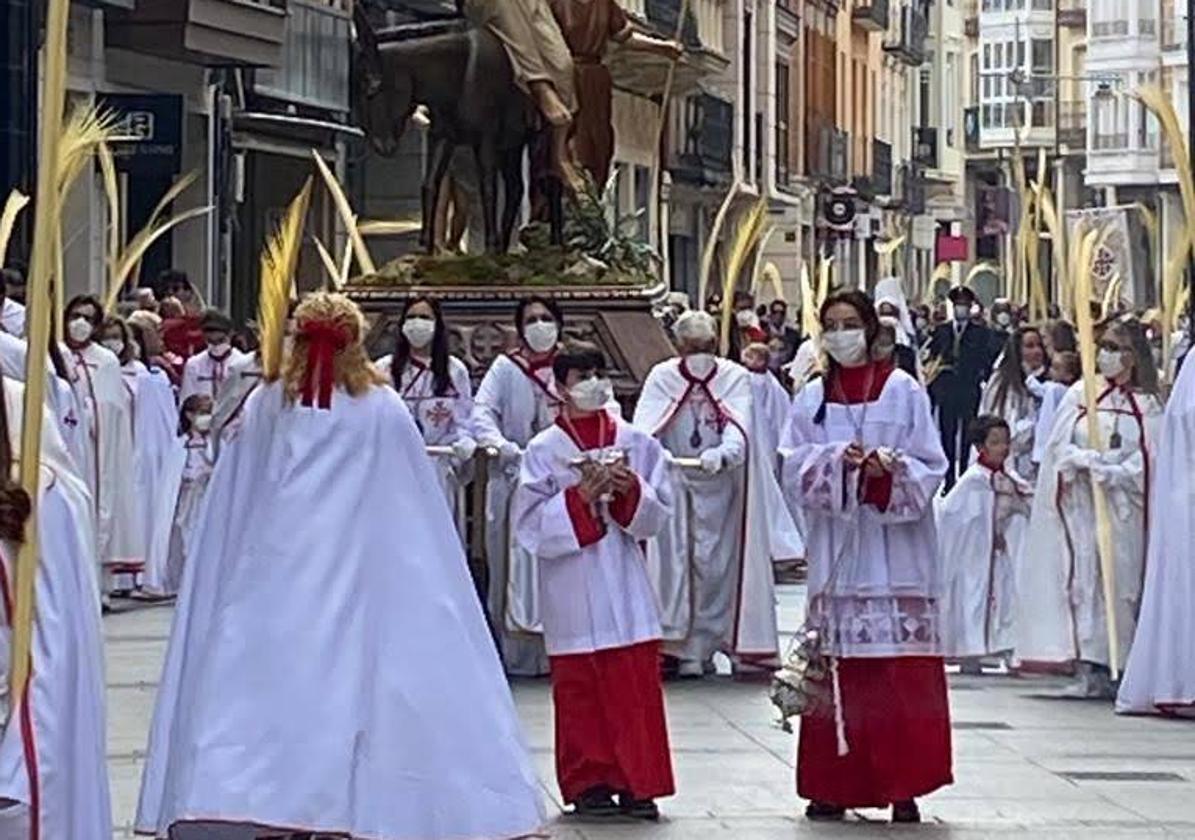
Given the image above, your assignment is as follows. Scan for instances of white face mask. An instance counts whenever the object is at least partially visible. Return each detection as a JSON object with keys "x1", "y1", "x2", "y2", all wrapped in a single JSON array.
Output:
[
  {"x1": 735, "y1": 309, "x2": 759, "y2": 329},
  {"x1": 208, "y1": 340, "x2": 231, "y2": 357},
  {"x1": 102, "y1": 338, "x2": 125, "y2": 356},
  {"x1": 1098, "y1": 348, "x2": 1126, "y2": 379},
  {"x1": 523, "y1": 320, "x2": 559, "y2": 354},
  {"x1": 822, "y1": 329, "x2": 869, "y2": 366},
  {"x1": 685, "y1": 352, "x2": 716, "y2": 377},
  {"x1": 402, "y1": 316, "x2": 436, "y2": 349},
  {"x1": 68, "y1": 317, "x2": 93, "y2": 344},
  {"x1": 954, "y1": 305, "x2": 971, "y2": 323},
  {"x1": 192, "y1": 413, "x2": 213, "y2": 433},
  {"x1": 879, "y1": 314, "x2": 901, "y2": 331},
  {"x1": 569, "y1": 376, "x2": 613, "y2": 413}
]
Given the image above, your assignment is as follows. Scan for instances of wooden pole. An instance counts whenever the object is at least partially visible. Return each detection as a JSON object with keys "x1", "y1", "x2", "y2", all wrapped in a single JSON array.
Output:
[{"x1": 10, "y1": 0, "x2": 70, "y2": 706}]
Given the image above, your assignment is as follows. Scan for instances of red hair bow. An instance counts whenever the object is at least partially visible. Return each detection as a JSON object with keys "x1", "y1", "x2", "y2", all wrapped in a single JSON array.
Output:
[{"x1": 298, "y1": 320, "x2": 351, "y2": 409}]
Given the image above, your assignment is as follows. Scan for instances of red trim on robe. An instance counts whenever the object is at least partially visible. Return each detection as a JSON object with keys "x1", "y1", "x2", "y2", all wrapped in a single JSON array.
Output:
[
  {"x1": 798, "y1": 657, "x2": 953, "y2": 808},
  {"x1": 564, "y1": 486, "x2": 606, "y2": 548},
  {"x1": 826, "y1": 360, "x2": 895, "y2": 404},
  {"x1": 609, "y1": 478, "x2": 641, "y2": 528},
  {"x1": 859, "y1": 468, "x2": 893, "y2": 511},
  {"x1": 549, "y1": 641, "x2": 675, "y2": 803},
  {"x1": 555, "y1": 412, "x2": 617, "y2": 450}
]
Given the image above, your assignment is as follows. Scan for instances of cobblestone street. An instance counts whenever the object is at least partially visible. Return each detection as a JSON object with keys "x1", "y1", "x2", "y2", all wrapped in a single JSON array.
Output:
[{"x1": 108, "y1": 588, "x2": 1195, "y2": 838}]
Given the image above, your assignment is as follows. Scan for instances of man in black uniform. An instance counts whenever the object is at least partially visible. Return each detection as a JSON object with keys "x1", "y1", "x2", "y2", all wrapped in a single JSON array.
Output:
[{"x1": 927, "y1": 286, "x2": 998, "y2": 490}]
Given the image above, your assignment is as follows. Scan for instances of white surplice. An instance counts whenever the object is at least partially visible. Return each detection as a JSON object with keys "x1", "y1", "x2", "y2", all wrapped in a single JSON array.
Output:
[
  {"x1": 471, "y1": 351, "x2": 563, "y2": 675},
  {"x1": 143, "y1": 432, "x2": 212, "y2": 598},
  {"x1": 0, "y1": 299, "x2": 25, "y2": 337},
  {"x1": 0, "y1": 332, "x2": 86, "y2": 471},
  {"x1": 210, "y1": 352, "x2": 261, "y2": 459},
  {"x1": 513, "y1": 414, "x2": 672, "y2": 655},
  {"x1": 0, "y1": 379, "x2": 109, "y2": 840},
  {"x1": 779, "y1": 370, "x2": 948, "y2": 658},
  {"x1": 748, "y1": 370, "x2": 806, "y2": 561},
  {"x1": 1117, "y1": 357, "x2": 1195, "y2": 714},
  {"x1": 63, "y1": 342, "x2": 141, "y2": 574},
  {"x1": 1030, "y1": 379, "x2": 1069, "y2": 465},
  {"x1": 980, "y1": 371, "x2": 1043, "y2": 480},
  {"x1": 633, "y1": 357, "x2": 780, "y2": 664},
  {"x1": 393, "y1": 356, "x2": 476, "y2": 536},
  {"x1": 178, "y1": 346, "x2": 247, "y2": 405},
  {"x1": 937, "y1": 462, "x2": 1032, "y2": 658},
  {"x1": 135, "y1": 382, "x2": 544, "y2": 839},
  {"x1": 1016, "y1": 382, "x2": 1162, "y2": 670}
]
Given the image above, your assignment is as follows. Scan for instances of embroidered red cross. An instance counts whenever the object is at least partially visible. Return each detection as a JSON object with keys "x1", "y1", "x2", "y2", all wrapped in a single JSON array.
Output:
[{"x1": 426, "y1": 401, "x2": 454, "y2": 428}]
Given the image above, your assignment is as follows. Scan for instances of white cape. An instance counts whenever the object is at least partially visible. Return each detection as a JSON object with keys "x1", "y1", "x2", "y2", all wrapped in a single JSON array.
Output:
[
  {"x1": 1117, "y1": 358, "x2": 1195, "y2": 714},
  {"x1": 634, "y1": 358, "x2": 779, "y2": 657},
  {"x1": 136, "y1": 383, "x2": 544, "y2": 838}
]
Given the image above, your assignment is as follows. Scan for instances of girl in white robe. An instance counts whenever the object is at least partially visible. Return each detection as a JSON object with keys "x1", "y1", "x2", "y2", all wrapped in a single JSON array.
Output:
[
  {"x1": 471, "y1": 296, "x2": 567, "y2": 676},
  {"x1": 135, "y1": 293, "x2": 544, "y2": 840},
  {"x1": 386, "y1": 297, "x2": 477, "y2": 541},
  {"x1": 780, "y1": 290, "x2": 951, "y2": 823},
  {"x1": 0, "y1": 374, "x2": 110, "y2": 839},
  {"x1": 937, "y1": 415, "x2": 1032, "y2": 669},
  {"x1": 1029, "y1": 350, "x2": 1081, "y2": 466},
  {"x1": 160, "y1": 395, "x2": 215, "y2": 597},
  {"x1": 979, "y1": 326, "x2": 1048, "y2": 481},
  {"x1": 1017, "y1": 319, "x2": 1163, "y2": 698},
  {"x1": 1116, "y1": 350, "x2": 1195, "y2": 716}
]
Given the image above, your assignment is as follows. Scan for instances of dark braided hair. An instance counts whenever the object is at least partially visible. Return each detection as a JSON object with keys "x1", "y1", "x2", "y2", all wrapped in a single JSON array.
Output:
[{"x1": 813, "y1": 290, "x2": 881, "y2": 425}]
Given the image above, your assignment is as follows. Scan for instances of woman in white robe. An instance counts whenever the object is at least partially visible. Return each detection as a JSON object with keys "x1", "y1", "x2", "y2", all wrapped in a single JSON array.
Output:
[
  {"x1": 0, "y1": 374, "x2": 110, "y2": 839},
  {"x1": 979, "y1": 326, "x2": 1048, "y2": 481},
  {"x1": 1017, "y1": 319, "x2": 1163, "y2": 698},
  {"x1": 1116, "y1": 350, "x2": 1195, "y2": 716},
  {"x1": 136, "y1": 292, "x2": 544, "y2": 840},
  {"x1": 385, "y1": 297, "x2": 477, "y2": 542},
  {"x1": 779, "y1": 290, "x2": 951, "y2": 823},
  {"x1": 471, "y1": 296, "x2": 568, "y2": 676}
]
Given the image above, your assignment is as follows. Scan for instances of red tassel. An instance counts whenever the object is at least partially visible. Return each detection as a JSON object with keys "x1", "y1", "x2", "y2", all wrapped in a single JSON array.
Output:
[{"x1": 298, "y1": 321, "x2": 351, "y2": 409}]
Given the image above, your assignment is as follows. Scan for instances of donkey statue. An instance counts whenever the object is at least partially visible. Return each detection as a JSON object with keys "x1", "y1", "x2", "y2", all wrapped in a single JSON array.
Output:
[{"x1": 352, "y1": 5, "x2": 562, "y2": 254}]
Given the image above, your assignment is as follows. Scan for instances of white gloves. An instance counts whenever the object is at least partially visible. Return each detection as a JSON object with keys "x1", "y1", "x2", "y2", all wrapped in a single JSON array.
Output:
[
  {"x1": 451, "y1": 437, "x2": 478, "y2": 462},
  {"x1": 498, "y1": 440, "x2": 522, "y2": 464},
  {"x1": 700, "y1": 448, "x2": 725, "y2": 475}
]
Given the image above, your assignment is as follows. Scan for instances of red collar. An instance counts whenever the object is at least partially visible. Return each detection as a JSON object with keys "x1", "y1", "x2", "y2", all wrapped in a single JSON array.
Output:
[
  {"x1": 978, "y1": 452, "x2": 1005, "y2": 474},
  {"x1": 679, "y1": 356, "x2": 718, "y2": 385},
  {"x1": 512, "y1": 349, "x2": 555, "y2": 372},
  {"x1": 828, "y1": 360, "x2": 894, "y2": 404},
  {"x1": 556, "y1": 411, "x2": 616, "y2": 450}
]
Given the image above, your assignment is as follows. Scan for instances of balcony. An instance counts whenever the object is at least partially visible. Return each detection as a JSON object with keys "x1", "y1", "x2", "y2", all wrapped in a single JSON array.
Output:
[
  {"x1": 912, "y1": 126, "x2": 938, "y2": 169},
  {"x1": 1093, "y1": 132, "x2": 1129, "y2": 151},
  {"x1": 807, "y1": 117, "x2": 850, "y2": 183},
  {"x1": 1057, "y1": 101, "x2": 1086, "y2": 149},
  {"x1": 106, "y1": 0, "x2": 287, "y2": 66},
  {"x1": 253, "y1": 0, "x2": 350, "y2": 112},
  {"x1": 1058, "y1": 0, "x2": 1085, "y2": 27},
  {"x1": 964, "y1": 106, "x2": 981, "y2": 153},
  {"x1": 610, "y1": 0, "x2": 728, "y2": 97},
  {"x1": 852, "y1": 0, "x2": 890, "y2": 33},
  {"x1": 669, "y1": 92, "x2": 733, "y2": 186},
  {"x1": 884, "y1": 4, "x2": 928, "y2": 67},
  {"x1": 1162, "y1": 13, "x2": 1187, "y2": 49},
  {"x1": 1092, "y1": 19, "x2": 1130, "y2": 39}
]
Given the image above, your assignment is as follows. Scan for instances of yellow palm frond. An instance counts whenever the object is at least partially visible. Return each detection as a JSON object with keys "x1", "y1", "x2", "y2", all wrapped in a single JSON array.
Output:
[
  {"x1": 800, "y1": 261, "x2": 820, "y2": 340},
  {"x1": 312, "y1": 151, "x2": 376, "y2": 276},
  {"x1": 312, "y1": 235, "x2": 341, "y2": 290},
  {"x1": 718, "y1": 198, "x2": 768, "y2": 355},
  {"x1": 57, "y1": 105, "x2": 119, "y2": 201},
  {"x1": 697, "y1": 179, "x2": 743, "y2": 307},
  {"x1": 0, "y1": 190, "x2": 30, "y2": 269},
  {"x1": 105, "y1": 206, "x2": 211, "y2": 313},
  {"x1": 357, "y1": 218, "x2": 422, "y2": 237},
  {"x1": 259, "y1": 178, "x2": 313, "y2": 380},
  {"x1": 97, "y1": 143, "x2": 122, "y2": 296}
]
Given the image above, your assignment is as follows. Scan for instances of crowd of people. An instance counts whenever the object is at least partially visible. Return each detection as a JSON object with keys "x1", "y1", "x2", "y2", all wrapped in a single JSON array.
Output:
[{"x1": 0, "y1": 263, "x2": 1191, "y2": 838}]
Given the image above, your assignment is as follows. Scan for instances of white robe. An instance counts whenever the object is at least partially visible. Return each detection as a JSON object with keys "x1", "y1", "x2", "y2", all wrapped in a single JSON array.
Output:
[
  {"x1": 513, "y1": 414, "x2": 672, "y2": 655},
  {"x1": 980, "y1": 371, "x2": 1043, "y2": 480},
  {"x1": 748, "y1": 370, "x2": 806, "y2": 561},
  {"x1": 0, "y1": 380, "x2": 109, "y2": 840},
  {"x1": 143, "y1": 433, "x2": 212, "y2": 598},
  {"x1": 0, "y1": 332, "x2": 86, "y2": 470},
  {"x1": 135, "y1": 382, "x2": 545, "y2": 839},
  {"x1": 393, "y1": 357, "x2": 476, "y2": 537},
  {"x1": 1016, "y1": 382, "x2": 1163, "y2": 670},
  {"x1": 63, "y1": 342, "x2": 141, "y2": 574},
  {"x1": 178, "y1": 346, "x2": 247, "y2": 405},
  {"x1": 210, "y1": 352, "x2": 261, "y2": 459},
  {"x1": 779, "y1": 370, "x2": 948, "y2": 658},
  {"x1": 0, "y1": 299, "x2": 25, "y2": 337},
  {"x1": 1030, "y1": 379, "x2": 1069, "y2": 465},
  {"x1": 633, "y1": 357, "x2": 780, "y2": 663},
  {"x1": 471, "y1": 352, "x2": 563, "y2": 675},
  {"x1": 1117, "y1": 357, "x2": 1195, "y2": 714},
  {"x1": 937, "y1": 462, "x2": 1032, "y2": 658}
]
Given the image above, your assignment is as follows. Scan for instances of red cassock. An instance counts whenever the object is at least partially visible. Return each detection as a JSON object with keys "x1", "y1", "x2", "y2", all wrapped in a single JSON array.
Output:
[
  {"x1": 540, "y1": 413, "x2": 676, "y2": 804},
  {"x1": 793, "y1": 361, "x2": 953, "y2": 807}
]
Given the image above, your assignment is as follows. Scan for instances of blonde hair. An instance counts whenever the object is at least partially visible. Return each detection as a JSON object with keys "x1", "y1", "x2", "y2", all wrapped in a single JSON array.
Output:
[{"x1": 281, "y1": 292, "x2": 385, "y2": 403}]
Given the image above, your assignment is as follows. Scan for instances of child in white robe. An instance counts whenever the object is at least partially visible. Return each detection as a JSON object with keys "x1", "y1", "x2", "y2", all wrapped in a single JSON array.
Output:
[
  {"x1": 938, "y1": 415, "x2": 1032, "y2": 673},
  {"x1": 514, "y1": 342, "x2": 675, "y2": 820},
  {"x1": 164, "y1": 395, "x2": 214, "y2": 594},
  {"x1": 1029, "y1": 350, "x2": 1080, "y2": 466}
]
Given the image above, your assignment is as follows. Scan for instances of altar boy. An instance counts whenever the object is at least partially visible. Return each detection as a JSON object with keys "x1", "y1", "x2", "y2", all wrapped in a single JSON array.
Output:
[{"x1": 514, "y1": 342, "x2": 676, "y2": 820}]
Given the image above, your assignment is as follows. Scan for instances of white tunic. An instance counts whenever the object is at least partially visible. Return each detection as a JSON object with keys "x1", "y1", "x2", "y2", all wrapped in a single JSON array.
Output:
[
  {"x1": 179, "y1": 346, "x2": 247, "y2": 404},
  {"x1": 980, "y1": 371, "x2": 1043, "y2": 480},
  {"x1": 63, "y1": 342, "x2": 142, "y2": 571},
  {"x1": 1017, "y1": 382, "x2": 1162, "y2": 670},
  {"x1": 634, "y1": 357, "x2": 780, "y2": 662},
  {"x1": 1030, "y1": 379, "x2": 1070, "y2": 465},
  {"x1": 748, "y1": 370, "x2": 806, "y2": 561},
  {"x1": 0, "y1": 332, "x2": 85, "y2": 470},
  {"x1": 1117, "y1": 357, "x2": 1195, "y2": 714},
  {"x1": 780, "y1": 370, "x2": 948, "y2": 658},
  {"x1": 514, "y1": 415, "x2": 672, "y2": 655},
  {"x1": 210, "y1": 352, "x2": 262, "y2": 458},
  {"x1": 471, "y1": 352, "x2": 562, "y2": 675},
  {"x1": 135, "y1": 382, "x2": 545, "y2": 839},
  {"x1": 0, "y1": 298, "x2": 25, "y2": 337},
  {"x1": 0, "y1": 380, "x2": 109, "y2": 839},
  {"x1": 937, "y1": 461, "x2": 1032, "y2": 658}
]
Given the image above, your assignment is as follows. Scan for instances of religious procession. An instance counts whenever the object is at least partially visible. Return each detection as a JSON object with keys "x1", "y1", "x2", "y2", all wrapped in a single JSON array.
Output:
[{"x1": 1, "y1": 0, "x2": 1194, "y2": 838}]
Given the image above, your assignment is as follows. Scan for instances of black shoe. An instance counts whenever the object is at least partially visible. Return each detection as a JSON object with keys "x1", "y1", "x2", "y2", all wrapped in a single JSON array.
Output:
[
  {"x1": 892, "y1": 799, "x2": 921, "y2": 823},
  {"x1": 805, "y1": 801, "x2": 846, "y2": 821},
  {"x1": 618, "y1": 793, "x2": 660, "y2": 821},
  {"x1": 572, "y1": 787, "x2": 621, "y2": 818}
]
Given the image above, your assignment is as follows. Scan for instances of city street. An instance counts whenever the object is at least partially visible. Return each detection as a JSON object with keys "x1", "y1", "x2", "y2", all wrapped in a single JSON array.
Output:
[{"x1": 107, "y1": 588, "x2": 1195, "y2": 839}]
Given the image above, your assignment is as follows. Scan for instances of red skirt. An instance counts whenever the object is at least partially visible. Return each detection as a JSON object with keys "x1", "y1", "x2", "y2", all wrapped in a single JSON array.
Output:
[
  {"x1": 797, "y1": 656, "x2": 953, "y2": 808},
  {"x1": 549, "y1": 640, "x2": 675, "y2": 804}
]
